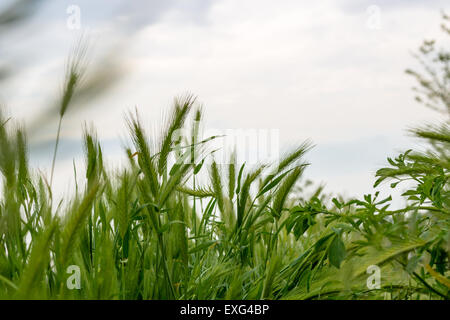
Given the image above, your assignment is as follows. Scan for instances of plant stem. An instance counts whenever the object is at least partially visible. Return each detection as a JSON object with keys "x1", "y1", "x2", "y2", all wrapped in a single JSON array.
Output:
[{"x1": 50, "y1": 116, "x2": 63, "y2": 188}]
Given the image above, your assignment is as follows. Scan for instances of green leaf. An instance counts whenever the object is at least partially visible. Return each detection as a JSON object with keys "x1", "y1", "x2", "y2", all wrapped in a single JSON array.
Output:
[
  {"x1": 235, "y1": 162, "x2": 246, "y2": 195},
  {"x1": 328, "y1": 236, "x2": 346, "y2": 269},
  {"x1": 188, "y1": 240, "x2": 218, "y2": 254},
  {"x1": 373, "y1": 176, "x2": 385, "y2": 188},
  {"x1": 256, "y1": 169, "x2": 292, "y2": 198},
  {"x1": 390, "y1": 181, "x2": 400, "y2": 188},
  {"x1": 194, "y1": 159, "x2": 205, "y2": 174},
  {"x1": 332, "y1": 198, "x2": 342, "y2": 209},
  {"x1": 169, "y1": 163, "x2": 181, "y2": 176}
]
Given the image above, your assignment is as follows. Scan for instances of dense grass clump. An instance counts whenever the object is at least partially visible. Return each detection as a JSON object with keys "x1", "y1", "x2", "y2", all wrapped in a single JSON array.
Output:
[{"x1": 0, "y1": 93, "x2": 448, "y2": 299}]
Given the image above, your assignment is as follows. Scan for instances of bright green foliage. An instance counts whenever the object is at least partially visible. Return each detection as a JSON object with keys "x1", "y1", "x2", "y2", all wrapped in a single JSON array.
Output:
[
  {"x1": 0, "y1": 94, "x2": 448, "y2": 299},
  {"x1": 0, "y1": 10, "x2": 449, "y2": 301}
]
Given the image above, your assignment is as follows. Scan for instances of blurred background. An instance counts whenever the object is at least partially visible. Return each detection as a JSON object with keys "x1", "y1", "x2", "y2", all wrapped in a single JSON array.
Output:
[{"x1": 0, "y1": 0, "x2": 448, "y2": 202}]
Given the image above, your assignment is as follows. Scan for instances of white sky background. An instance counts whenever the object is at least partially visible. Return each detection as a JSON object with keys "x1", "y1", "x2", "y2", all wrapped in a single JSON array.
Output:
[{"x1": 0, "y1": 0, "x2": 448, "y2": 202}]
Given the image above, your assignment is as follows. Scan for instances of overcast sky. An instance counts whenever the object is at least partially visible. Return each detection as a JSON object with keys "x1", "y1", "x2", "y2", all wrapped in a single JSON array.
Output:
[{"x1": 0, "y1": 0, "x2": 448, "y2": 201}]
